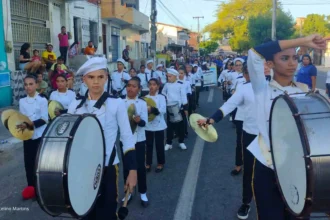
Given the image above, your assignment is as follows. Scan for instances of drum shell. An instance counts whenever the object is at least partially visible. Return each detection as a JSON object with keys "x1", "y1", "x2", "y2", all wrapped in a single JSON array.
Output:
[
  {"x1": 167, "y1": 102, "x2": 182, "y2": 123},
  {"x1": 35, "y1": 114, "x2": 105, "y2": 218}
]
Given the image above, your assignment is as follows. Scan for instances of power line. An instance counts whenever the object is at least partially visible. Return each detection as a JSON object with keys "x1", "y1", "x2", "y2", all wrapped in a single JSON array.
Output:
[
  {"x1": 143, "y1": 0, "x2": 149, "y2": 14},
  {"x1": 158, "y1": 0, "x2": 187, "y2": 27}
]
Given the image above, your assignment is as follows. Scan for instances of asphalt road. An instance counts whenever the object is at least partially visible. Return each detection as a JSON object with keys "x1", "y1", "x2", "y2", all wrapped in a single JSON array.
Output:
[{"x1": 0, "y1": 67, "x2": 329, "y2": 220}]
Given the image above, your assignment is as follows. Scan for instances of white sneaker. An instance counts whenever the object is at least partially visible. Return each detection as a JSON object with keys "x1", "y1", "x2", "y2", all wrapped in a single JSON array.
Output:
[
  {"x1": 179, "y1": 143, "x2": 187, "y2": 150},
  {"x1": 165, "y1": 144, "x2": 172, "y2": 151},
  {"x1": 122, "y1": 193, "x2": 132, "y2": 202}
]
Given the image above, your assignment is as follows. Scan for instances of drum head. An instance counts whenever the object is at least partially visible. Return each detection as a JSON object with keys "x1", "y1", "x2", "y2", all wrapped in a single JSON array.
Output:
[
  {"x1": 67, "y1": 116, "x2": 105, "y2": 216},
  {"x1": 270, "y1": 96, "x2": 307, "y2": 215}
]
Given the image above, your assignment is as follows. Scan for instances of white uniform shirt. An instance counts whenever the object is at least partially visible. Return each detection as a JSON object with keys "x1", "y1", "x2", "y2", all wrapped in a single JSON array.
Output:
[
  {"x1": 145, "y1": 68, "x2": 158, "y2": 80},
  {"x1": 156, "y1": 70, "x2": 167, "y2": 84},
  {"x1": 50, "y1": 89, "x2": 76, "y2": 109},
  {"x1": 121, "y1": 97, "x2": 148, "y2": 142},
  {"x1": 19, "y1": 93, "x2": 48, "y2": 139},
  {"x1": 187, "y1": 73, "x2": 196, "y2": 86},
  {"x1": 194, "y1": 71, "x2": 203, "y2": 87},
  {"x1": 111, "y1": 70, "x2": 131, "y2": 95},
  {"x1": 137, "y1": 73, "x2": 149, "y2": 90},
  {"x1": 178, "y1": 79, "x2": 192, "y2": 95},
  {"x1": 227, "y1": 71, "x2": 239, "y2": 90},
  {"x1": 68, "y1": 96, "x2": 135, "y2": 166},
  {"x1": 326, "y1": 70, "x2": 330, "y2": 84},
  {"x1": 145, "y1": 94, "x2": 167, "y2": 131},
  {"x1": 231, "y1": 74, "x2": 246, "y2": 121},
  {"x1": 162, "y1": 81, "x2": 188, "y2": 107},
  {"x1": 247, "y1": 48, "x2": 303, "y2": 169}
]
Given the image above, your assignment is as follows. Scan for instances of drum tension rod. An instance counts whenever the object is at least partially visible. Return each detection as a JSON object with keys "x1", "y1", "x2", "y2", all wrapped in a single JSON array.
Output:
[
  {"x1": 294, "y1": 111, "x2": 330, "y2": 116},
  {"x1": 304, "y1": 154, "x2": 330, "y2": 158}
]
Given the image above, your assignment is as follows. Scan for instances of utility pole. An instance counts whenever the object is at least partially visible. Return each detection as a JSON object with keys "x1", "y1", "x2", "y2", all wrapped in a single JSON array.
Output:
[
  {"x1": 193, "y1": 16, "x2": 204, "y2": 56},
  {"x1": 271, "y1": 0, "x2": 277, "y2": 40},
  {"x1": 150, "y1": 0, "x2": 157, "y2": 59}
]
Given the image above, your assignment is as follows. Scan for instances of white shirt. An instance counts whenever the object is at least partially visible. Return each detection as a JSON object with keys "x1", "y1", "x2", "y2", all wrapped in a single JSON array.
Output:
[
  {"x1": 162, "y1": 80, "x2": 188, "y2": 107},
  {"x1": 50, "y1": 89, "x2": 76, "y2": 109},
  {"x1": 326, "y1": 71, "x2": 330, "y2": 84},
  {"x1": 121, "y1": 97, "x2": 148, "y2": 142},
  {"x1": 156, "y1": 70, "x2": 167, "y2": 84},
  {"x1": 231, "y1": 74, "x2": 246, "y2": 121},
  {"x1": 137, "y1": 73, "x2": 149, "y2": 90},
  {"x1": 19, "y1": 93, "x2": 48, "y2": 139},
  {"x1": 247, "y1": 48, "x2": 303, "y2": 169},
  {"x1": 187, "y1": 72, "x2": 196, "y2": 86},
  {"x1": 227, "y1": 71, "x2": 239, "y2": 90},
  {"x1": 145, "y1": 94, "x2": 167, "y2": 131},
  {"x1": 68, "y1": 96, "x2": 135, "y2": 166},
  {"x1": 145, "y1": 68, "x2": 158, "y2": 80},
  {"x1": 178, "y1": 79, "x2": 192, "y2": 95},
  {"x1": 111, "y1": 70, "x2": 131, "y2": 95},
  {"x1": 194, "y1": 71, "x2": 203, "y2": 86}
]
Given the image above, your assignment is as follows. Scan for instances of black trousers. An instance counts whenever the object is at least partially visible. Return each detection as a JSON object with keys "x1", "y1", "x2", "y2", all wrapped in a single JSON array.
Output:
[
  {"x1": 253, "y1": 159, "x2": 310, "y2": 220},
  {"x1": 182, "y1": 110, "x2": 188, "y2": 135},
  {"x1": 166, "y1": 113, "x2": 185, "y2": 144},
  {"x1": 242, "y1": 130, "x2": 256, "y2": 205},
  {"x1": 146, "y1": 130, "x2": 165, "y2": 165},
  {"x1": 195, "y1": 86, "x2": 201, "y2": 106},
  {"x1": 120, "y1": 141, "x2": 147, "y2": 194},
  {"x1": 23, "y1": 138, "x2": 40, "y2": 187},
  {"x1": 189, "y1": 91, "x2": 196, "y2": 114},
  {"x1": 234, "y1": 120, "x2": 243, "y2": 167},
  {"x1": 60, "y1": 46, "x2": 68, "y2": 64},
  {"x1": 82, "y1": 165, "x2": 118, "y2": 220}
]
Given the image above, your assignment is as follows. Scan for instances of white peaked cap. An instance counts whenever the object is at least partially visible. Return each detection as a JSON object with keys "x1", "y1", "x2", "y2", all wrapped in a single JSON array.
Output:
[
  {"x1": 166, "y1": 68, "x2": 179, "y2": 76},
  {"x1": 76, "y1": 57, "x2": 107, "y2": 76},
  {"x1": 156, "y1": 64, "x2": 163, "y2": 69},
  {"x1": 116, "y1": 58, "x2": 126, "y2": 67},
  {"x1": 146, "y1": 59, "x2": 154, "y2": 65},
  {"x1": 234, "y1": 57, "x2": 245, "y2": 64}
]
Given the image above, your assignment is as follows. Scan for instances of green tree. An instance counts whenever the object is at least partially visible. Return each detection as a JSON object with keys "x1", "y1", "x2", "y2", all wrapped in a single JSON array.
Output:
[
  {"x1": 302, "y1": 14, "x2": 330, "y2": 36},
  {"x1": 199, "y1": 41, "x2": 219, "y2": 55},
  {"x1": 248, "y1": 10, "x2": 295, "y2": 46},
  {"x1": 204, "y1": 0, "x2": 273, "y2": 52}
]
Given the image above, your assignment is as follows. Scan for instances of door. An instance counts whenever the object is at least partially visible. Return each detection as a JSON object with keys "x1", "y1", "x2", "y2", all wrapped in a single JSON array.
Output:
[
  {"x1": 102, "y1": 24, "x2": 107, "y2": 55},
  {"x1": 111, "y1": 35, "x2": 119, "y2": 62},
  {"x1": 52, "y1": 3, "x2": 61, "y2": 57},
  {"x1": 81, "y1": 19, "x2": 90, "y2": 49},
  {"x1": 135, "y1": 41, "x2": 139, "y2": 59}
]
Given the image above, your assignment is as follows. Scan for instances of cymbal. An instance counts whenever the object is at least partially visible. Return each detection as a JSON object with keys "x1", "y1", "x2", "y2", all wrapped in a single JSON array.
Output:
[
  {"x1": 189, "y1": 113, "x2": 218, "y2": 143},
  {"x1": 128, "y1": 103, "x2": 137, "y2": 133},
  {"x1": 48, "y1": 100, "x2": 64, "y2": 120},
  {"x1": 143, "y1": 97, "x2": 157, "y2": 122},
  {"x1": 1, "y1": 109, "x2": 19, "y2": 130},
  {"x1": 7, "y1": 112, "x2": 34, "y2": 140}
]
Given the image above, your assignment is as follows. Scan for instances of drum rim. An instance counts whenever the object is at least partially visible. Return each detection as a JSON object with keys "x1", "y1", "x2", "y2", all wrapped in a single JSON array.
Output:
[
  {"x1": 269, "y1": 93, "x2": 313, "y2": 217},
  {"x1": 35, "y1": 114, "x2": 106, "y2": 218}
]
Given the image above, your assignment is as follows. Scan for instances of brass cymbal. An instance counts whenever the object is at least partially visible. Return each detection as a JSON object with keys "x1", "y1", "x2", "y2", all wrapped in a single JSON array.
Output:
[
  {"x1": 143, "y1": 97, "x2": 157, "y2": 122},
  {"x1": 1, "y1": 109, "x2": 19, "y2": 130},
  {"x1": 189, "y1": 113, "x2": 218, "y2": 143},
  {"x1": 128, "y1": 103, "x2": 137, "y2": 133},
  {"x1": 7, "y1": 112, "x2": 34, "y2": 141},
  {"x1": 48, "y1": 100, "x2": 64, "y2": 120}
]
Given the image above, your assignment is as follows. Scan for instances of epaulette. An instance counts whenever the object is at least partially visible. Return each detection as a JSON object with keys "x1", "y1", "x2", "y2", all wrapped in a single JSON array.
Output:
[
  {"x1": 68, "y1": 88, "x2": 74, "y2": 91},
  {"x1": 139, "y1": 97, "x2": 146, "y2": 102},
  {"x1": 243, "y1": 81, "x2": 251, "y2": 84},
  {"x1": 177, "y1": 81, "x2": 183, "y2": 84}
]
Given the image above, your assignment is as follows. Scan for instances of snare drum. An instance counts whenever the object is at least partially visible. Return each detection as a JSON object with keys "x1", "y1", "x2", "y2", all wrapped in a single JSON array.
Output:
[
  {"x1": 167, "y1": 102, "x2": 182, "y2": 123},
  {"x1": 270, "y1": 92, "x2": 330, "y2": 217},
  {"x1": 35, "y1": 114, "x2": 105, "y2": 218}
]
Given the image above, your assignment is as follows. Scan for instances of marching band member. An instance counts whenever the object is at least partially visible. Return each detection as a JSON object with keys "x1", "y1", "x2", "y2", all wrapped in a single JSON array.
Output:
[
  {"x1": 218, "y1": 60, "x2": 234, "y2": 102},
  {"x1": 19, "y1": 75, "x2": 48, "y2": 200},
  {"x1": 192, "y1": 64, "x2": 202, "y2": 107},
  {"x1": 145, "y1": 59, "x2": 158, "y2": 81},
  {"x1": 111, "y1": 58, "x2": 131, "y2": 96},
  {"x1": 120, "y1": 77, "x2": 149, "y2": 207},
  {"x1": 186, "y1": 64, "x2": 197, "y2": 115},
  {"x1": 145, "y1": 78, "x2": 167, "y2": 173},
  {"x1": 162, "y1": 68, "x2": 188, "y2": 150},
  {"x1": 178, "y1": 68, "x2": 192, "y2": 137},
  {"x1": 137, "y1": 65, "x2": 149, "y2": 96},
  {"x1": 49, "y1": 74, "x2": 76, "y2": 116},
  {"x1": 155, "y1": 64, "x2": 167, "y2": 92},
  {"x1": 68, "y1": 57, "x2": 137, "y2": 220}
]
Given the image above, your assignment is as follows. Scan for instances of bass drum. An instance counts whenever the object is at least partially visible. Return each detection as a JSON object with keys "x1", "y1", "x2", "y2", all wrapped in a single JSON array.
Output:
[
  {"x1": 270, "y1": 92, "x2": 330, "y2": 217},
  {"x1": 35, "y1": 114, "x2": 105, "y2": 218}
]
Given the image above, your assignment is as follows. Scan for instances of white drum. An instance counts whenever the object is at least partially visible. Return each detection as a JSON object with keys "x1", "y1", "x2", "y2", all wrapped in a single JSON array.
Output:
[
  {"x1": 270, "y1": 92, "x2": 330, "y2": 217},
  {"x1": 167, "y1": 101, "x2": 182, "y2": 123},
  {"x1": 35, "y1": 114, "x2": 105, "y2": 218}
]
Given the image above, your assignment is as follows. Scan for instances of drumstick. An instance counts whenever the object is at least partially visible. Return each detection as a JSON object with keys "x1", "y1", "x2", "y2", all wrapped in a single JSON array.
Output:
[{"x1": 118, "y1": 190, "x2": 130, "y2": 220}]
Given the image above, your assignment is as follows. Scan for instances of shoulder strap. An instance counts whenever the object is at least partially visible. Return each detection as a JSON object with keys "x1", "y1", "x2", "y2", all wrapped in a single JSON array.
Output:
[
  {"x1": 108, "y1": 146, "x2": 116, "y2": 166},
  {"x1": 294, "y1": 82, "x2": 309, "y2": 92}
]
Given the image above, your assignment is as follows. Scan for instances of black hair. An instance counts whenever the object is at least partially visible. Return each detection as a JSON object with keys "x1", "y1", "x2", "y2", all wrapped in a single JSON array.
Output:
[
  {"x1": 70, "y1": 41, "x2": 79, "y2": 49},
  {"x1": 243, "y1": 62, "x2": 248, "y2": 75},
  {"x1": 24, "y1": 74, "x2": 37, "y2": 83},
  {"x1": 56, "y1": 74, "x2": 67, "y2": 81},
  {"x1": 33, "y1": 49, "x2": 39, "y2": 53},
  {"x1": 88, "y1": 40, "x2": 93, "y2": 44},
  {"x1": 129, "y1": 68, "x2": 137, "y2": 72},
  {"x1": 54, "y1": 64, "x2": 60, "y2": 73},
  {"x1": 20, "y1": 43, "x2": 30, "y2": 53},
  {"x1": 302, "y1": 54, "x2": 312, "y2": 65},
  {"x1": 57, "y1": 56, "x2": 64, "y2": 61},
  {"x1": 148, "y1": 78, "x2": 160, "y2": 86},
  {"x1": 140, "y1": 65, "x2": 145, "y2": 69},
  {"x1": 36, "y1": 71, "x2": 43, "y2": 76},
  {"x1": 224, "y1": 60, "x2": 233, "y2": 70},
  {"x1": 128, "y1": 76, "x2": 141, "y2": 88},
  {"x1": 61, "y1": 26, "x2": 66, "y2": 29}
]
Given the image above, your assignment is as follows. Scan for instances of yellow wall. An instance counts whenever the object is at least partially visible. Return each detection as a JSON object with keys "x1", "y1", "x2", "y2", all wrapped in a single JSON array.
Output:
[
  {"x1": 101, "y1": 0, "x2": 133, "y2": 24},
  {"x1": 121, "y1": 28, "x2": 141, "y2": 60}
]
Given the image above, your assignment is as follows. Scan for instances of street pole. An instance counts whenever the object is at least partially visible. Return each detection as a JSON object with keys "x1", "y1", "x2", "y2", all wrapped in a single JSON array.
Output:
[
  {"x1": 150, "y1": 0, "x2": 157, "y2": 59},
  {"x1": 193, "y1": 16, "x2": 204, "y2": 56},
  {"x1": 271, "y1": 0, "x2": 277, "y2": 40}
]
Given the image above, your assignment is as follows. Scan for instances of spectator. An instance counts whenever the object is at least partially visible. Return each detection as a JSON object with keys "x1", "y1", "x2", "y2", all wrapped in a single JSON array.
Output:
[
  {"x1": 129, "y1": 68, "x2": 137, "y2": 77},
  {"x1": 48, "y1": 57, "x2": 73, "y2": 81},
  {"x1": 84, "y1": 41, "x2": 96, "y2": 55},
  {"x1": 122, "y1": 45, "x2": 134, "y2": 68},
  {"x1": 296, "y1": 54, "x2": 317, "y2": 91},
  {"x1": 50, "y1": 64, "x2": 66, "y2": 90},
  {"x1": 68, "y1": 41, "x2": 80, "y2": 58},
  {"x1": 36, "y1": 72, "x2": 48, "y2": 95},
  {"x1": 42, "y1": 43, "x2": 57, "y2": 70},
  {"x1": 326, "y1": 70, "x2": 330, "y2": 98},
  {"x1": 58, "y1": 26, "x2": 69, "y2": 64},
  {"x1": 19, "y1": 43, "x2": 41, "y2": 73}
]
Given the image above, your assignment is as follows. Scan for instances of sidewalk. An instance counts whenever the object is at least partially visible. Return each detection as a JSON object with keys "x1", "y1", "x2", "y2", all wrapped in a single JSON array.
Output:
[{"x1": 316, "y1": 65, "x2": 330, "y2": 73}]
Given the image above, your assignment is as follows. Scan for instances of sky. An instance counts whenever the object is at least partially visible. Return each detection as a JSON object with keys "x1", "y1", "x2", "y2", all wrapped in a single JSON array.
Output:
[{"x1": 139, "y1": 0, "x2": 330, "y2": 34}]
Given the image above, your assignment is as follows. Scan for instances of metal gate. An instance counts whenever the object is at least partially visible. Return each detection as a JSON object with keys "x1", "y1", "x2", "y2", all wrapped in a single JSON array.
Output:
[{"x1": 10, "y1": 0, "x2": 50, "y2": 69}]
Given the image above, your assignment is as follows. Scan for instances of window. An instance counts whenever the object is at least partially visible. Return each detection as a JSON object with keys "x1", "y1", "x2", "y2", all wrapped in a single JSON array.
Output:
[{"x1": 111, "y1": 27, "x2": 120, "y2": 62}]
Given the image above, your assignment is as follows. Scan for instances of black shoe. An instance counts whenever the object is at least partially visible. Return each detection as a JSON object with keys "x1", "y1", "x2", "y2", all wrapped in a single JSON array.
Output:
[
  {"x1": 237, "y1": 204, "x2": 250, "y2": 219},
  {"x1": 155, "y1": 166, "x2": 164, "y2": 173},
  {"x1": 146, "y1": 165, "x2": 151, "y2": 172},
  {"x1": 141, "y1": 200, "x2": 149, "y2": 208},
  {"x1": 230, "y1": 169, "x2": 242, "y2": 176}
]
